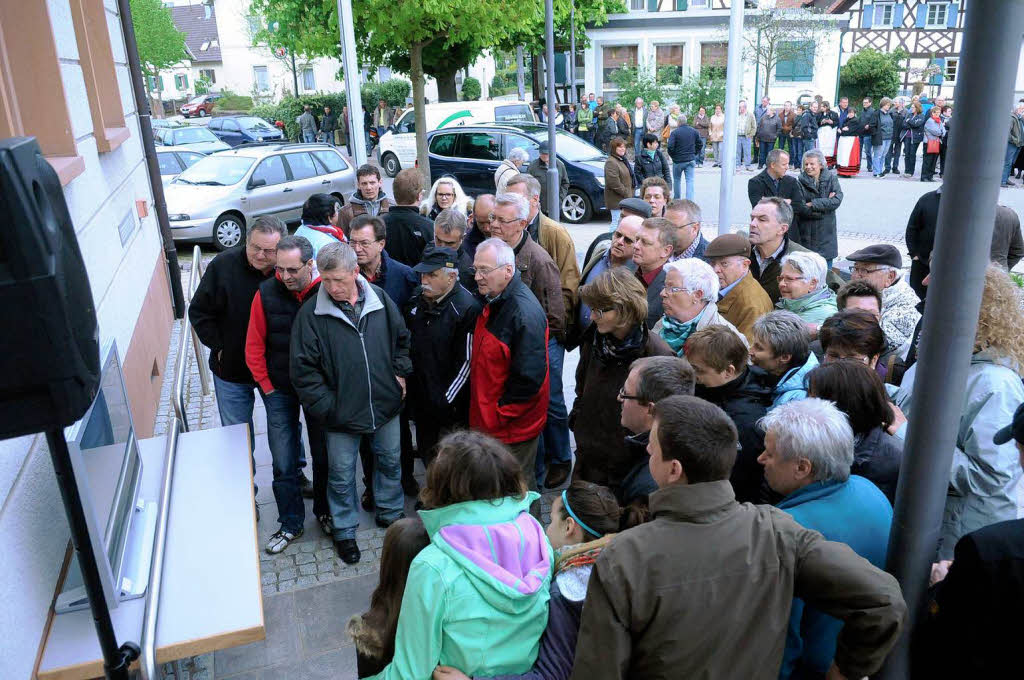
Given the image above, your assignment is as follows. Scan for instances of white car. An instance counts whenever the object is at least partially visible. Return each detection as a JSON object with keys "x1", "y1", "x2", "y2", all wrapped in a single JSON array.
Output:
[
  {"x1": 156, "y1": 146, "x2": 205, "y2": 184},
  {"x1": 154, "y1": 125, "x2": 231, "y2": 154},
  {"x1": 164, "y1": 143, "x2": 356, "y2": 250}
]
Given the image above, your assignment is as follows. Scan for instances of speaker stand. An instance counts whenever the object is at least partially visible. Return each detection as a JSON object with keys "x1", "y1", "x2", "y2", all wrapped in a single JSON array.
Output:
[{"x1": 45, "y1": 428, "x2": 140, "y2": 680}]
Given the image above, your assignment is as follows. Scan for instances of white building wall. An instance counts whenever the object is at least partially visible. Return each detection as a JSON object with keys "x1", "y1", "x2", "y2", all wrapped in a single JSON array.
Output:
[{"x1": 0, "y1": 1, "x2": 165, "y2": 676}]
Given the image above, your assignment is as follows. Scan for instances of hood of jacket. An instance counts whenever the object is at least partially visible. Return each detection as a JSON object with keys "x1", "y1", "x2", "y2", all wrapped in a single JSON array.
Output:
[
  {"x1": 312, "y1": 275, "x2": 383, "y2": 326},
  {"x1": 553, "y1": 534, "x2": 613, "y2": 603},
  {"x1": 776, "y1": 287, "x2": 838, "y2": 322},
  {"x1": 349, "y1": 190, "x2": 389, "y2": 214},
  {"x1": 774, "y1": 351, "x2": 819, "y2": 403},
  {"x1": 419, "y1": 492, "x2": 553, "y2": 613}
]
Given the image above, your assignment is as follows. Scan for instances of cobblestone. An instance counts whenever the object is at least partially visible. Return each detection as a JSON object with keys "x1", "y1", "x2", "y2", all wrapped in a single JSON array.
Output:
[
  {"x1": 294, "y1": 552, "x2": 315, "y2": 565},
  {"x1": 278, "y1": 567, "x2": 297, "y2": 581},
  {"x1": 298, "y1": 563, "x2": 318, "y2": 576},
  {"x1": 260, "y1": 572, "x2": 277, "y2": 585},
  {"x1": 278, "y1": 578, "x2": 297, "y2": 592}
]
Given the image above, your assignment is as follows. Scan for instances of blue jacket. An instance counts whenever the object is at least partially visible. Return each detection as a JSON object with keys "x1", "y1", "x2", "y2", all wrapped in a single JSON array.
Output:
[
  {"x1": 778, "y1": 477, "x2": 893, "y2": 679},
  {"x1": 373, "y1": 249, "x2": 418, "y2": 310},
  {"x1": 666, "y1": 124, "x2": 704, "y2": 164},
  {"x1": 771, "y1": 352, "x2": 819, "y2": 407}
]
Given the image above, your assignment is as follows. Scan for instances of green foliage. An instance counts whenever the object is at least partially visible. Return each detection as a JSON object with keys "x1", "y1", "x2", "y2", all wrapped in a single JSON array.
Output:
[
  {"x1": 248, "y1": 80, "x2": 409, "y2": 139},
  {"x1": 608, "y1": 65, "x2": 667, "y2": 107},
  {"x1": 462, "y1": 77, "x2": 482, "y2": 101},
  {"x1": 672, "y1": 67, "x2": 729, "y2": 118},
  {"x1": 503, "y1": 0, "x2": 626, "y2": 54},
  {"x1": 740, "y1": 8, "x2": 839, "y2": 99},
  {"x1": 129, "y1": 0, "x2": 187, "y2": 88},
  {"x1": 372, "y1": 79, "x2": 412, "y2": 108},
  {"x1": 215, "y1": 92, "x2": 254, "y2": 112},
  {"x1": 839, "y1": 48, "x2": 909, "y2": 103},
  {"x1": 195, "y1": 77, "x2": 212, "y2": 96},
  {"x1": 491, "y1": 73, "x2": 507, "y2": 90}
]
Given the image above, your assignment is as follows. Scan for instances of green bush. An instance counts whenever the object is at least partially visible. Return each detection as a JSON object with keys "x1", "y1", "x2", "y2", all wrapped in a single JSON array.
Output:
[
  {"x1": 215, "y1": 91, "x2": 254, "y2": 112},
  {"x1": 671, "y1": 67, "x2": 728, "y2": 118},
  {"x1": 491, "y1": 73, "x2": 506, "y2": 90},
  {"x1": 462, "y1": 77, "x2": 481, "y2": 101}
]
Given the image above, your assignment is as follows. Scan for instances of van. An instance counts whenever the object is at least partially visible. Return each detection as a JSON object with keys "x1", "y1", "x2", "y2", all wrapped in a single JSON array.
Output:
[{"x1": 376, "y1": 100, "x2": 536, "y2": 177}]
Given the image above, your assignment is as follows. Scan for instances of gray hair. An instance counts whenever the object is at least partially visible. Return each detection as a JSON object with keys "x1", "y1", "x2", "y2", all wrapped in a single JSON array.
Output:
[
  {"x1": 678, "y1": 114, "x2": 688, "y2": 125},
  {"x1": 277, "y1": 235, "x2": 314, "y2": 263},
  {"x1": 664, "y1": 257, "x2": 719, "y2": 302},
  {"x1": 666, "y1": 199, "x2": 702, "y2": 223},
  {"x1": 316, "y1": 241, "x2": 357, "y2": 273},
  {"x1": 752, "y1": 310, "x2": 810, "y2": 361},
  {"x1": 507, "y1": 172, "x2": 542, "y2": 198},
  {"x1": 802, "y1": 148, "x2": 827, "y2": 168},
  {"x1": 434, "y1": 208, "x2": 468, "y2": 237},
  {"x1": 494, "y1": 192, "x2": 530, "y2": 221},
  {"x1": 247, "y1": 215, "x2": 287, "y2": 240},
  {"x1": 766, "y1": 148, "x2": 789, "y2": 166},
  {"x1": 759, "y1": 398, "x2": 854, "y2": 483},
  {"x1": 477, "y1": 237, "x2": 516, "y2": 267},
  {"x1": 781, "y1": 251, "x2": 828, "y2": 291},
  {"x1": 508, "y1": 147, "x2": 530, "y2": 164}
]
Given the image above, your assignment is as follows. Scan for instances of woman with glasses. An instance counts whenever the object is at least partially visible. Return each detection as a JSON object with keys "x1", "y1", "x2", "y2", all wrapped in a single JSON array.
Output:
[
  {"x1": 796, "y1": 148, "x2": 843, "y2": 267},
  {"x1": 570, "y1": 268, "x2": 672, "y2": 490},
  {"x1": 775, "y1": 251, "x2": 838, "y2": 333},
  {"x1": 421, "y1": 176, "x2": 471, "y2": 221},
  {"x1": 653, "y1": 258, "x2": 746, "y2": 356}
]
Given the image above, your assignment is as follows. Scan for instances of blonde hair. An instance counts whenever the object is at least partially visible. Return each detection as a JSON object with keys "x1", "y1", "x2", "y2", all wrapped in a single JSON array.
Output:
[
  {"x1": 579, "y1": 267, "x2": 649, "y2": 330},
  {"x1": 975, "y1": 265, "x2": 1024, "y2": 371}
]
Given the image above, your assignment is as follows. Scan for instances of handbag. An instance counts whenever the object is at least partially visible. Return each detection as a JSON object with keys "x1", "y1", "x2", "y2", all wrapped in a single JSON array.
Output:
[{"x1": 926, "y1": 138, "x2": 941, "y2": 154}]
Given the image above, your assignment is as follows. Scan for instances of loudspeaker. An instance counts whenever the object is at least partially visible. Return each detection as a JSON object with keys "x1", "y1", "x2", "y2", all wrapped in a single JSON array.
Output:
[{"x1": 0, "y1": 137, "x2": 100, "y2": 439}]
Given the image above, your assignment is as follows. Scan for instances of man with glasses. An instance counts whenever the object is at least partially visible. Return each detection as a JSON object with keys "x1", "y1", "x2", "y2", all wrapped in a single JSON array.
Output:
[
  {"x1": 847, "y1": 244, "x2": 921, "y2": 356},
  {"x1": 245, "y1": 236, "x2": 327, "y2": 553},
  {"x1": 190, "y1": 216, "x2": 287, "y2": 522},
  {"x1": 578, "y1": 215, "x2": 643, "y2": 330},
  {"x1": 706, "y1": 233, "x2": 773, "y2": 344},
  {"x1": 666, "y1": 199, "x2": 709, "y2": 262},
  {"x1": 632, "y1": 217, "x2": 678, "y2": 328},
  {"x1": 469, "y1": 238, "x2": 550, "y2": 516}
]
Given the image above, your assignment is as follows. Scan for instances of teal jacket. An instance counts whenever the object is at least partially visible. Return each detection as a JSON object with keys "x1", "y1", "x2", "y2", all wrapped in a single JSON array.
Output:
[
  {"x1": 368, "y1": 493, "x2": 554, "y2": 680},
  {"x1": 771, "y1": 352, "x2": 819, "y2": 408},
  {"x1": 775, "y1": 288, "x2": 838, "y2": 326}
]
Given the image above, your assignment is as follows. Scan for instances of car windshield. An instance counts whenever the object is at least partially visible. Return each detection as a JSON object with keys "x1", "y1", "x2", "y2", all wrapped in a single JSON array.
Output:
[
  {"x1": 547, "y1": 130, "x2": 603, "y2": 161},
  {"x1": 237, "y1": 116, "x2": 276, "y2": 131},
  {"x1": 174, "y1": 128, "x2": 219, "y2": 145},
  {"x1": 187, "y1": 96, "x2": 206, "y2": 105},
  {"x1": 174, "y1": 155, "x2": 254, "y2": 186}
]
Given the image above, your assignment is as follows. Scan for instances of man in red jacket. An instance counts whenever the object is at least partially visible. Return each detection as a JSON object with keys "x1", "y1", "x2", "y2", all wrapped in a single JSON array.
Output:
[{"x1": 245, "y1": 235, "x2": 323, "y2": 554}]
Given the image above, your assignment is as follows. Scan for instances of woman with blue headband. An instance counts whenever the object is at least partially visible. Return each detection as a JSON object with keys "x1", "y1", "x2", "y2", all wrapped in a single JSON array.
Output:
[{"x1": 434, "y1": 480, "x2": 644, "y2": 680}]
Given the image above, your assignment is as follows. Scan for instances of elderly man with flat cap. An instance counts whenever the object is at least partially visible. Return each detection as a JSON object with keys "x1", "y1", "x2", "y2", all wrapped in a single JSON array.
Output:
[
  {"x1": 706, "y1": 233, "x2": 773, "y2": 344},
  {"x1": 526, "y1": 140, "x2": 570, "y2": 217},
  {"x1": 847, "y1": 244, "x2": 921, "y2": 355}
]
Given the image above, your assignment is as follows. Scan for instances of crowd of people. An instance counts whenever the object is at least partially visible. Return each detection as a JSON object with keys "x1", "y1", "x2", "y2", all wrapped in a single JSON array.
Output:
[{"x1": 188, "y1": 106, "x2": 1024, "y2": 676}]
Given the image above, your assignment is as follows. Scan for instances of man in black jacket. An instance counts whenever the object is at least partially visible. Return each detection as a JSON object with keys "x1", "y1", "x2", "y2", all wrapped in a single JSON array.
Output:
[
  {"x1": 905, "y1": 187, "x2": 940, "y2": 298},
  {"x1": 406, "y1": 247, "x2": 481, "y2": 466},
  {"x1": 190, "y1": 215, "x2": 287, "y2": 507},
  {"x1": 885, "y1": 98, "x2": 907, "y2": 175},
  {"x1": 666, "y1": 114, "x2": 703, "y2": 201},
  {"x1": 290, "y1": 242, "x2": 412, "y2": 564},
  {"x1": 859, "y1": 97, "x2": 879, "y2": 173},
  {"x1": 747, "y1": 149, "x2": 806, "y2": 243},
  {"x1": 382, "y1": 168, "x2": 434, "y2": 266},
  {"x1": 433, "y1": 208, "x2": 477, "y2": 294},
  {"x1": 319, "y1": 105, "x2": 337, "y2": 145}
]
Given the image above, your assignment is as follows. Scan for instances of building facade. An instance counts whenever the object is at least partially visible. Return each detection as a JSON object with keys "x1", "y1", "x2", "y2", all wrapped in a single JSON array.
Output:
[{"x1": 0, "y1": 1, "x2": 174, "y2": 676}]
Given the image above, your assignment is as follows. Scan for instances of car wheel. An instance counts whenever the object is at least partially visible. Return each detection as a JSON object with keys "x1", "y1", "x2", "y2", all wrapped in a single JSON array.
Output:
[
  {"x1": 213, "y1": 214, "x2": 244, "y2": 251},
  {"x1": 561, "y1": 188, "x2": 592, "y2": 224},
  {"x1": 381, "y1": 152, "x2": 401, "y2": 178},
  {"x1": 198, "y1": 109, "x2": 206, "y2": 118}
]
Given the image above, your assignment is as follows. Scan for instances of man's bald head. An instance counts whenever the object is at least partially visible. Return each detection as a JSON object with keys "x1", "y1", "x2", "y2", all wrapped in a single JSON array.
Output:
[{"x1": 473, "y1": 194, "x2": 496, "y2": 236}]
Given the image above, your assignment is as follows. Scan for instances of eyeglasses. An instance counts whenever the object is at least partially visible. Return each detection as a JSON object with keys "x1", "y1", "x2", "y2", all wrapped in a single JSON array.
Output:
[
  {"x1": 436, "y1": 192, "x2": 455, "y2": 199},
  {"x1": 470, "y1": 264, "x2": 506, "y2": 276},
  {"x1": 851, "y1": 265, "x2": 886, "y2": 275},
  {"x1": 590, "y1": 307, "x2": 614, "y2": 319},
  {"x1": 275, "y1": 264, "x2": 308, "y2": 276},
  {"x1": 617, "y1": 388, "x2": 643, "y2": 402},
  {"x1": 663, "y1": 287, "x2": 690, "y2": 295},
  {"x1": 672, "y1": 220, "x2": 700, "y2": 231},
  {"x1": 349, "y1": 239, "x2": 381, "y2": 249},
  {"x1": 492, "y1": 216, "x2": 522, "y2": 226},
  {"x1": 246, "y1": 243, "x2": 277, "y2": 257},
  {"x1": 777, "y1": 274, "x2": 806, "y2": 284},
  {"x1": 612, "y1": 231, "x2": 636, "y2": 245}
]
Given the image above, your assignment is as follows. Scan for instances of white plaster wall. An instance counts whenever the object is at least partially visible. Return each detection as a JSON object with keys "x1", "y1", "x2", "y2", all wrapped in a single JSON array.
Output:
[{"x1": 0, "y1": 1, "x2": 163, "y2": 677}]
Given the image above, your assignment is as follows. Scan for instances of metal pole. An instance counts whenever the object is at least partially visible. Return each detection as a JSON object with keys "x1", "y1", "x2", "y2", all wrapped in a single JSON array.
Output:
[
  {"x1": 291, "y1": 51, "x2": 299, "y2": 98},
  {"x1": 877, "y1": 2, "x2": 1024, "y2": 677},
  {"x1": 516, "y1": 46, "x2": 527, "y2": 101},
  {"x1": 544, "y1": 0, "x2": 560, "y2": 220},
  {"x1": 716, "y1": 0, "x2": 744, "y2": 235},
  {"x1": 336, "y1": 0, "x2": 367, "y2": 166},
  {"x1": 570, "y1": 1, "x2": 577, "y2": 105}
]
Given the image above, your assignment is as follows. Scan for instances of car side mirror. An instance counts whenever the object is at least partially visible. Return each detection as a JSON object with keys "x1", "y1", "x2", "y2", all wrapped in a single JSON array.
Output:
[{"x1": 249, "y1": 178, "x2": 267, "y2": 189}]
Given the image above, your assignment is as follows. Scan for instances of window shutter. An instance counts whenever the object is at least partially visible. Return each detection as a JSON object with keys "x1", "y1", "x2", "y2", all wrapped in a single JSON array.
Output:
[
  {"x1": 915, "y1": 4, "x2": 927, "y2": 27},
  {"x1": 776, "y1": 57, "x2": 794, "y2": 81},
  {"x1": 947, "y1": 3, "x2": 959, "y2": 27},
  {"x1": 676, "y1": 0, "x2": 688, "y2": 10},
  {"x1": 182, "y1": 75, "x2": 188, "y2": 89},
  {"x1": 893, "y1": 3, "x2": 904, "y2": 25},
  {"x1": 862, "y1": 2, "x2": 873, "y2": 28},
  {"x1": 648, "y1": 0, "x2": 659, "y2": 11},
  {"x1": 930, "y1": 57, "x2": 946, "y2": 85},
  {"x1": 796, "y1": 42, "x2": 815, "y2": 81}
]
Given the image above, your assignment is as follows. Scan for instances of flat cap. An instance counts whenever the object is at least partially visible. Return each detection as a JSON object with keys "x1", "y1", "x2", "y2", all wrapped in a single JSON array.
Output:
[
  {"x1": 619, "y1": 197, "x2": 652, "y2": 218},
  {"x1": 705, "y1": 233, "x2": 751, "y2": 259},
  {"x1": 413, "y1": 246, "x2": 459, "y2": 273},
  {"x1": 538, "y1": 141, "x2": 550, "y2": 154},
  {"x1": 846, "y1": 244, "x2": 902, "y2": 269}
]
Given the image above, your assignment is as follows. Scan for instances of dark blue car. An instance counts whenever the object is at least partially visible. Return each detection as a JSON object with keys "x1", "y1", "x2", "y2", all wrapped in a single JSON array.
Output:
[
  {"x1": 426, "y1": 123, "x2": 606, "y2": 224},
  {"x1": 208, "y1": 116, "x2": 285, "y2": 147}
]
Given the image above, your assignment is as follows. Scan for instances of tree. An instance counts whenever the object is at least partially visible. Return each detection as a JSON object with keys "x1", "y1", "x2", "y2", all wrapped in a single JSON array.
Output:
[
  {"x1": 672, "y1": 67, "x2": 729, "y2": 118},
  {"x1": 739, "y1": 8, "x2": 839, "y2": 101},
  {"x1": 839, "y1": 48, "x2": 909, "y2": 103},
  {"x1": 129, "y1": 0, "x2": 187, "y2": 101},
  {"x1": 462, "y1": 77, "x2": 482, "y2": 101},
  {"x1": 608, "y1": 65, "x2": 668, "y2": 107}
]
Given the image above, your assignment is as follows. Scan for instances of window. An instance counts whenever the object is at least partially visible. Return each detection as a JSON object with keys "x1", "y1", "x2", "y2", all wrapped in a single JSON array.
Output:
[
  {"x1": 222, "y1": 119, "x2": 240, "y2": 132},
  {"x1": 302, "y1": 68, "x2": 315, "y2": 91},
  {"x1": 395, "y1": 112, "x2": 415, "y2": 134},
  {"x1": 177, "y1": 152, "x2": 205, "y2": 169},
  {"x1": 174, "y1": 74, "x2": 188, "y2": 90},
  {"x1": 602, "y1": 45, "x2": 638, "y2": 92},
  {"x1": 250, "y1": 155, "x2": 288, "y2": 186},
  {"x1": 313, "y1": 150, "x2": 347, "y2": 173},
  {"x1": 945, "y1": 57, "x2": 958, "y2": 82},
  {"x1": 69, "y1": 0, "x2": 129, "y2": 153},
  {"x1": 629, "y1": 0, "x2": 645, "y2": 10},
  {"x1": 208, "y1": 118, "x2": 222, "y2": 130},
  {"x1": 284, "y1": 152, "x2": 318, "y2": 180},
  {"x1": 157, "y1": 152, "x2": 181, "y2": 175},
  {"x1": 200, "y1": 68, "x2": 216, "y2": 83},
  {"x1": 494, "y1": 104, "x2": 533, "y2": 122},
  {"x1": 457, "y1": 133, "x2": 502, "y2": 161},
  {"x1": 926, "y1": 2, "x2": 948, "y2": 28},
  {"x1": 429, "y1": 133, "x2": 458, "y2": 157},
  {"x1": 875, "y1": 2, "x2": 895, "y2": 27},
  {"x1": 655, "y1": 44, "x2": 685, "y2": 84},
  {"x1": 701, "y1": 42, "x2": 728, "y2": 71},
  {"x1": 505, "y1": 135, "x2": 540, "y2": 163},
  {"x1": 253, "y1": 66, "x2": 270, "y2": 91},
  {"x1": 775, "y1": 41, "x2": 815, "y2": 82},
  {"x1": 689, "y1": 0, "x2": 708, "y2": 7}
]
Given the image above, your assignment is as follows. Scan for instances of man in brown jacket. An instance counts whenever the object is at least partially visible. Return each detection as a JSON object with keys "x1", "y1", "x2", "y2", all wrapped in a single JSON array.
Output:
[
  {"x1": 706, "y1": 233, "x2": 773, "y2": 344},
  {"x1": 337, "y1": 164, "x2": 391, "y2": 234},
  {"x1": 571, "y1": 395, "x2": 907, "y2": 680}
]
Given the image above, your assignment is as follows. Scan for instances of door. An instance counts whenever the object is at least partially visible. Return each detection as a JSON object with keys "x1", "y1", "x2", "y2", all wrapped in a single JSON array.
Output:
[
  {"x1": 391, "y1": 110, "x2": 417, "y2": 166},
  {"x1": 282, "y1": 152, "x2": 324, "y2": 220},
  {"x1": 453, "y1": 131, "x2": 503, "y2": 195},
  {"x1": 220, "y1": 118, "x2": 243, "y2": 146},
  {"x1": 428, "y1": 132, "x2": 460, "y2": 186},
  {"x1": 243, "y1": 154, "x2": 292, "y2": 220},
  {"x1": 311, "y1": 149, "x2": 352, "y2": 196}
]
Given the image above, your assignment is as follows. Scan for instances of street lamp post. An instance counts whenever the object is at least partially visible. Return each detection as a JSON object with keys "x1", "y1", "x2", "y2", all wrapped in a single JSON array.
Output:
[
  {"x1": 716, "y1": 0, "x2": 744, "y2": 235},
  {"x1": 336, "y1": 0, "x2": 367, "y2": 166},
  {"x1": 570, "y1": 1, "x2": 577, "y2": 105},
  {"x1": 544, "y1": 0, "x2": 560, "y2": 220}
]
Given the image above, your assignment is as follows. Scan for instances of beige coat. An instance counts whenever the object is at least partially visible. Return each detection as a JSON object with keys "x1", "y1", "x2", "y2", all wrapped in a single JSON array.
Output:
[
  {"x1": 709, "y1": 113, "x2": 726, "y2": 142},
  {"x1": 717, "y1": 272, "x2": 774, "y2": 345}
]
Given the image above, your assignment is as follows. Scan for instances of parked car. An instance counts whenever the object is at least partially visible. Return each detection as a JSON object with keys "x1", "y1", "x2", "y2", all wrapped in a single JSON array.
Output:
[
  {"x1": 156, "y1": 146, "x2": 206, "y2": 184},
  {"x1": 426, "y1": 122, "x2": 606, "y2": 223},
  {"x1": 164, "y1": 143, "x2": 355, "y2": 250},
  {"x1": 154, "y1": 126, "x2": 231, "y2": 154},
  {"x1": 180, "y1": 93, "x2": 221, "y2": 118},
  {"x1": 208, "y1": 116, "x2": 285, "y2": 147}
]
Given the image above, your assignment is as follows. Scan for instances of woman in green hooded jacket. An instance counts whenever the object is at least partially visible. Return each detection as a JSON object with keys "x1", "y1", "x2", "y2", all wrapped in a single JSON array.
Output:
[{"x1": 775, "y1": 251, "x2": 838, "y2": 331}]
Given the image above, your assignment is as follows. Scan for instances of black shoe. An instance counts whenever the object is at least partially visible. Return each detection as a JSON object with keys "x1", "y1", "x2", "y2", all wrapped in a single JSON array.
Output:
[
  {"x1": 376, "y1": 513, "x2": 406, "y2": 530},
  {"x1": 335, "y1": 538, "x2": 360, "y2": 564},
  {"x1": 402, "y1": 477, "x2": 421, "y2": 498},
  {"x1": 361, "y1": 488, "x2": 374, "y2": 511},
  {"x1": 878, "y1": 170, "x2": 888, "y2": 177},
  {"x1": 299, "y1": 475, "x2": 313, "y2": 499},
  {"x1": 317, "y1": 513, "x2": 333, "y2": 537},
  {"x1": 545, "y1": 462, "x2": 571, "y2": 489}
]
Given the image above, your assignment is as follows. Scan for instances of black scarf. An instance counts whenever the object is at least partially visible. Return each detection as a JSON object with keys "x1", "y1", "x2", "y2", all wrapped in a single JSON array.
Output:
[{"x1": 592, "y1": 324, "x2": 648, "y2": 364}]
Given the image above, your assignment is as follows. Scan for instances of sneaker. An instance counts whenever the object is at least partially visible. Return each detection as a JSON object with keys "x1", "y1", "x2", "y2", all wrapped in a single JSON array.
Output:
[
  {"x1": 335, "y1": 538, "x2": 361, "y2": 564},
  {"x1": 903, "y1": 173, "x2": 913, "y2": 179},
  {"x1": 299, "y1": 475, "x2": 313, "y2": 499},
  {"x1": 265, "y1": 527, "x2": 302, "y2": 554},
  {"x1": 317, "y1": 514, "x2": 333, "y2": 537},
  {"x1": 376, "y1": 513, "x2": 406, "y2": 530},
  {"x1": 879, "y1": 170, "x2": 889, "y2": 178}
]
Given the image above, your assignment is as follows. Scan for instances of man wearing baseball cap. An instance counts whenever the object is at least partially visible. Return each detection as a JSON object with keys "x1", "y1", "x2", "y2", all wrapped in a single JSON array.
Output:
[
  {"x1": 847, "y1": 244, "x2": 921, "y2": 355},
  {"x1": 705, "y1": 233, "x2": 773, "y2": 344},
  {"x1": 406, "y1": 247, "x2": 482, "y2": 466},
  {"x1": 922, "y1": 403, "x2": 1024, "y2": 677}
]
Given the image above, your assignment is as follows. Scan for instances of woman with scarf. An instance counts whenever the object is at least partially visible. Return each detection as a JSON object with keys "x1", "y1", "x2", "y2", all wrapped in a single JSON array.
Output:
[
  {"x1": 816, "y1": 101, "x2": 840, "y2": 167},
  {"x1": 563, "y1": 103, "x2": 579, "y2": 136},
  {"x1": 775, "y1": 251, "x2": 839, "y2": 335},
  {"x1": 569, "y1": 267, "x2": 672, "y2": 490},
  {"x1": 796, "y1": 148, "x2": 843, "y2": 268},
  {"x1": 433, "y1": 480, "x2": 639, "y2": 680},
  {"x1": 835, "y1": 107, "x2": 864, "y2": 177},
  {"x1": 662, "y1": 104, "x2": 682, "y2": 145},
  {"x1": 653, "y1": 258, "x2": 746, "y2": 355},
  {"x1": 294, "y1": 193, "x2": 347, "y2": 276}
]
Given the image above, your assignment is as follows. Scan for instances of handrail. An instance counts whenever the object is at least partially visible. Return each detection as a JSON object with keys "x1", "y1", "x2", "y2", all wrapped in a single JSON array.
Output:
[
  {"x1": 189, "y1": 245, "x2": 211, "y2": 397},
  {"x1": 138, "y1": 415, "x2": 181, "y2": 680}
]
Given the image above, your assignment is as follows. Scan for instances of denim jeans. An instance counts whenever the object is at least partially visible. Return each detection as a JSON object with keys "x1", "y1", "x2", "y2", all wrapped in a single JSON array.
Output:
[
  {"x1": 302, "y1": 131, "x2": 316, "y2": 143},
  {"x1": 671, "y1": 160, "x2": 696, "y2": 201},
  {"x1": 887, "y1": 137, "x2": 903, "y2": 173},
  {"x1": 757, "y1": 141, "x2": 773, "y2": 168},
  {"x1": 712, "y1": 141, "x2": 722, "y2": 164},
  {"x1": 303, "y1": 413, "x2": 330, "y2": 518},
  {"x1": 790, "y1": 138, "x2": 803, "y2": 167},
  {"x1": 633, "y1": 128, "x2": 645, "y2": 158},
  {"x1": 1002, "y1": 143, "x2": 1020, "y2": 184},
  {"x1": 872, "y1": 140, "x2": 892, "y2": 176},
  {"x1": 325, "y1": 415, "x2": 403, "y2": 540},
  {"x1": 737, "y1": 137, "x2": 753, "y2": 168},
  {"x1": 535, "y1": 339, "x2": 569, "y2": 486},
  {"x1": 609, "y1": 209, "x2": 621, "y2": 232},
  {"x1": 861, "y1": 135, "x2": 874, "y2": 171},
  {"x1": 213, "y1": 375, "x2": 257, "y2": 494},
  {"x1": 264, "y1": 390, "x2": 305, "y2": 533}
]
